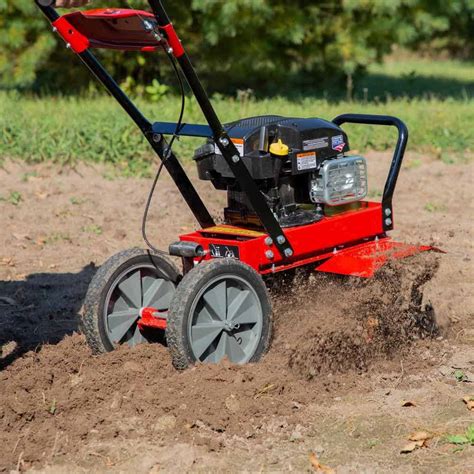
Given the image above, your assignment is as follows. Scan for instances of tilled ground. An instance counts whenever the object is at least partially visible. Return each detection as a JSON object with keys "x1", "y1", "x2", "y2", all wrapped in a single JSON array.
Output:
[{"x1": 0, "y1": 153, "x2": 473, "y2": 473}]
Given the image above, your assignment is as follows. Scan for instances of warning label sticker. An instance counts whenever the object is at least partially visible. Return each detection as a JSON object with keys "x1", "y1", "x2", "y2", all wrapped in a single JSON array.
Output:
[
  {"x1": 303, "y1": 137, "x2": 329, "y2": 151},
  {"x1": 215, "y1": 138, "x2": 244, "y2": 157},
  {"x1": 296, "y1": 152, "x2": 317, "y2": 171}
]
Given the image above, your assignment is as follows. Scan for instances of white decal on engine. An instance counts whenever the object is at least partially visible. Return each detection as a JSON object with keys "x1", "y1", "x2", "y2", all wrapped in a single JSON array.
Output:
[{"x1": 303, "y1": 137, "x2": 329, "y2": 151}]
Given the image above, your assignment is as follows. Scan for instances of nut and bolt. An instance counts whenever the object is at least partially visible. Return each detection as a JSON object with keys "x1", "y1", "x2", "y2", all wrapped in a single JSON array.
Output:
[
  {"x1": 52, "y1": 27, "x2": 57, "y2": 33},
  {"x1": 384, "y1": 208, "x2": 392, "y2": 216},
  {"x1": 284, "y1": 248, "x2": 294, "y2": 257},
  {"x1": 385, "y1": 218, "x2": 393, "y2": 226},
  {"x1": 232, "y1": 155, "x2": 240, "y2": 163},
  {"x1": 265, "y1": 250, "x2": 275, "y2": 260},
  {"x1": 66, "y1": 43, "x2": 71, "y2": 49},
  {"x1": 166, "y1": 47, "x2": 174, "y2": 55},
  {"x1": 276, "y1": 235, "x2": 286, "y2": 245},
  {"x1": 143, "y1": 20, "x2": 154, "y2": 31},
  {"x1": 219, "y1": 137, "x2": 230, "y2": 147},
  {"x1": 264, "y1": 237, "x2": 273, "y2": 246},
  {"x1": 152, "y1": 133, "x2": 162, "y2": 143}
]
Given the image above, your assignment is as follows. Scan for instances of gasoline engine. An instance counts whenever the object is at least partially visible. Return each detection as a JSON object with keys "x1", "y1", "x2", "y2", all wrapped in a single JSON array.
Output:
[{"x1": 194, "y1": 115, "x2": 368, "y2": 228}]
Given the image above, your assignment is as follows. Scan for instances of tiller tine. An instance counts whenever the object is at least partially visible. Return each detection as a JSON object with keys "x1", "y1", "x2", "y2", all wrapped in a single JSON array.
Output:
[{"x1": 315, "y1": 238, "x2": 441, "y2": 278}]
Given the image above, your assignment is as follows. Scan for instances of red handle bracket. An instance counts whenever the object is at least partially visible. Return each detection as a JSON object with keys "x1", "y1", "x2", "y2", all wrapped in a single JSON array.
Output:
[
  {"x1": 52, "y1": 16, "x2": 90, "y2": 54},
  {"x1": 160, "y1": 23, "x2": 185, "y2": 58}
]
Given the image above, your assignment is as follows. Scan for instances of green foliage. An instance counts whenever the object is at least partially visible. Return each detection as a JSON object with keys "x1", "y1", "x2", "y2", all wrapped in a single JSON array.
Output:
[
  {"x1": 454, "y1": 369, "x2": 469, "y2": 382},
  {"x1": 0, "y1": 0, "x2": 472, "y2": 92},
  {"x1": 0, "y1": 0, "x2": 56, "y2": 89},
  {"x1": 1, "y1": 70, "x2": 472, "y2": 176},
  {"x1": 0, "y1": 190, "x2": 23, "y2": 205},
  {"x1": 145, "y1": 78, "x2": 170, "y2": 102},
  {"x1": 445, "y1": 424, "x2": 474, "y2": 447}
]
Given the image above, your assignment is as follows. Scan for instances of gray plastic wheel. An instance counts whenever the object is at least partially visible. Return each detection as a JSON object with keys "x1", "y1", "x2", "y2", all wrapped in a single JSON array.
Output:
[
  {"x1": 82, "y1": 248, "x2": 180, "y2": 353},
  {"x1": 166, "y1": 259, "x2": 272, "y2": 369}
]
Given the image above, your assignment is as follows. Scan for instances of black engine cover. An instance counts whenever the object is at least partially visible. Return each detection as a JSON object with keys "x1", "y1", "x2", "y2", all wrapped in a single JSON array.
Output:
[{"x1": 194, "y1": 115, "x2": 349, "y2": 184}]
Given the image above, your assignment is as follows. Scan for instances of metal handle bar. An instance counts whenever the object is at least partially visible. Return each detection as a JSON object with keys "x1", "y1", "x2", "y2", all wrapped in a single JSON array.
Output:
[
  {"x1": 33, "y1": 0, "x2": 295, "y2": 257},
  {"x1": 332, "y1": 113, "x2": 409, "y2": 231}
]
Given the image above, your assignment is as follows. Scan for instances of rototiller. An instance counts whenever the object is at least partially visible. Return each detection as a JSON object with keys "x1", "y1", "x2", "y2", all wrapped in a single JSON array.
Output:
[{"x1": 36, "y1": 0, "x2": 434, "y2": 369}]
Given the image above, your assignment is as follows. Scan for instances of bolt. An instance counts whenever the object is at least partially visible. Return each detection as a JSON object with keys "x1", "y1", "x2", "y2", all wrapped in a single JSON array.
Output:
[
  {"x1": 284, "y1": 248, "x2": 293, "y2": 257},
  {"x1": 166, "y1": 46, "x2": 174, "y2": 55},
  {"x1": 143, "y1": 20, "x2": 154, "y2": 31},
  {"x1": 232, "y1": 155, "x2": 240, "y2": 163},
  {"x1": 152, "y1": 133, "x2": 162, "y2": 143},
  {"x1": 385, "y1": 208, "x2": 392, "y2": 216},
  {"x1": 219, "y1": 137, "x2": 230, "y2": 147},
  {"x1": 385, "y1": 218, "x2": 393, "y2": 226},
  {"x1": 264, "y1": 237, "x2": 273, "y2": 246},
  {"x1": 66, "y1": 43, "x2": 71, "y2": 49},
  {"x1": 265, "y1": 250, "x2": 275, "y2": 260},
  {"x1": 276, "y1": 235, "x2": 286, "y2": 245},
  {"x1": 52, "y1": 27, "x2": 57, "y2": 33}
]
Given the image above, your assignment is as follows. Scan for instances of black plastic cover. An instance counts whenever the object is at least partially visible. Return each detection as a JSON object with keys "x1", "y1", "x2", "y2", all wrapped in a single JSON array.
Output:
[{"x1": 194, "y1": 115, "x2": 349, "y2": 182}]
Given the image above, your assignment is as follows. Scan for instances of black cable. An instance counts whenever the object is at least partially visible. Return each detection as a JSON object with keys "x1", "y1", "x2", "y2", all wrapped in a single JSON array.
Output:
[{"x1": 141, "y1": 47, "x2": 186, "y2": 255}]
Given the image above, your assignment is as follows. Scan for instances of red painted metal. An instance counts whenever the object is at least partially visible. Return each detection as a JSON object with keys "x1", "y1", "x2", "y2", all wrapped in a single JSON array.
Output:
[
  {"x1": 138, "y1": 307, "x2": 167, "y2": 330},
  {"x1": 314, "y1": 239, "x2": 436, "y2": 278},
  {"x1": 52, "y1": 16, "x2": 90, "y2": 53},
  {"x1": 179, "y1": 202, "x2": 385, "y2": 273},
  {"x1": 160, "y1": 23, "x2": 185, "y2": 57},
  {"x1": 61, "y1": 9, "x2": 161, "y2": 51},
  {"x1": 177, "y1": 202, "x2": 437, "y2": 277},
  {"x1": 78, "y1": 8, "x2": 155, "y2": 19}
]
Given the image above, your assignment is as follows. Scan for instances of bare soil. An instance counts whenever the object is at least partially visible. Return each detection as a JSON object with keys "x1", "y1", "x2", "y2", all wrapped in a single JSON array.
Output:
[{"x1": 0, "y1": 152, "x2": 473, "y2": 473}]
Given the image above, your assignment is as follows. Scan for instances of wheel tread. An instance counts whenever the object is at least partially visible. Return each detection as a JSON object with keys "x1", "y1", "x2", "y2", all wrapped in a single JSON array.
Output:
[
  {"x1": 166, "y1": 259, "x2": 272, "y2": 370},
  {"x1": 81, "y1": 248, "x2": 180, "y2": 354}
]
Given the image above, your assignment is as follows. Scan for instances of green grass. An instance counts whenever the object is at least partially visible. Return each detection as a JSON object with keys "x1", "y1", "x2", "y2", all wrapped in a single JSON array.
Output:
[{"x1": 1, "y1": 59, "x2": 472, "y2": 176}]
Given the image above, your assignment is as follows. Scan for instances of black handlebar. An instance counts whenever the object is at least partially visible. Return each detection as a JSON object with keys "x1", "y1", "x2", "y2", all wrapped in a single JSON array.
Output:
[{"x1": 332, "y1": 113, "x2": 409, "y2": 231}]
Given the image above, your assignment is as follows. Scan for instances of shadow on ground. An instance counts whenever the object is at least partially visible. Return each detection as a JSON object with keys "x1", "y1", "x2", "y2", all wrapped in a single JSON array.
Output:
[
  {"x1": 356, "y1": 72, "x2": 474, "y2": 101},
  {"x1": 0, "y1": 264, "x2": 96, "y2": 370},
  {"x1": 259, "y1": 70, "x2": 473, "y2": 101}
]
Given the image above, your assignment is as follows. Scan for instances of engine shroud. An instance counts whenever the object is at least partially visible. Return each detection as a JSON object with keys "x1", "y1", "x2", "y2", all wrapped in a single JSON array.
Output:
[{"x1": 194, "y1": 115, "x2": 350, "y2": 228}]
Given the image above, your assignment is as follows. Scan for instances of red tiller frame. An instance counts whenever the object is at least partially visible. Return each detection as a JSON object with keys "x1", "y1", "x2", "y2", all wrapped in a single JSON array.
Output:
[{"x1": 177, "y1": 202, "x2": 435, "y2": 278}]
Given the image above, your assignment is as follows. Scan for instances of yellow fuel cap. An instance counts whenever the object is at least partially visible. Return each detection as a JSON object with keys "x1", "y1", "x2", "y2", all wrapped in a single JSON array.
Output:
[{"x1": 269, "y1": 139, "x2": 289, "y2": 157}]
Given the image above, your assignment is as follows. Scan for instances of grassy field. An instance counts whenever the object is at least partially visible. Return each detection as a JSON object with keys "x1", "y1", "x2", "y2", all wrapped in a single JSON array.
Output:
[{"x1": 1, "y1": 59, "x2": 472, "y2": 176}]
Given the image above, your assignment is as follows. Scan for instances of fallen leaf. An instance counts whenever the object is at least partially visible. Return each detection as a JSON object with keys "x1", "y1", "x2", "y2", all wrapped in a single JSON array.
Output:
[
  {"x1": 401, "y1": 440, "x2": 425, "y2": 453},
  {"x1": 408, "y1": 431, "x2": 432, "y2": 442},
  {"x1": 0, "y1": 257, "x2": 15, "y2": 267},
  {"x1": 402, "y1": 400, "x2": 417, "y2": 407},
  {"x1": 462, "y1": 396, "x2": 474, "y2": 411},
  {"x1": 366, "y1": 317, "x2": 380, "y2": 341},
  {"x1": 12, "y1": 233, "x2": 32, "y2": 241},
  {"x1": 309, "y1": 452, "x2": 335, "y2": 474},
  {"x1": 254, "y1": 383, "x2": 277, "y2": 399}
]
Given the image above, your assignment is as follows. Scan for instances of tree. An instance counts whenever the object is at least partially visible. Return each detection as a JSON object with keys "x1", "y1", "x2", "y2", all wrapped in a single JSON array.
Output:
[{"x1": 0, "y1": 0, "x2": 472, "y2": 92}]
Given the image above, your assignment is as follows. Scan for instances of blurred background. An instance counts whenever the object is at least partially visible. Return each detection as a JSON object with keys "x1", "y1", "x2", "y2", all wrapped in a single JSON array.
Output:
[{"x1": 0, "y1": 0, "x2": 473, "y2": 174}]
